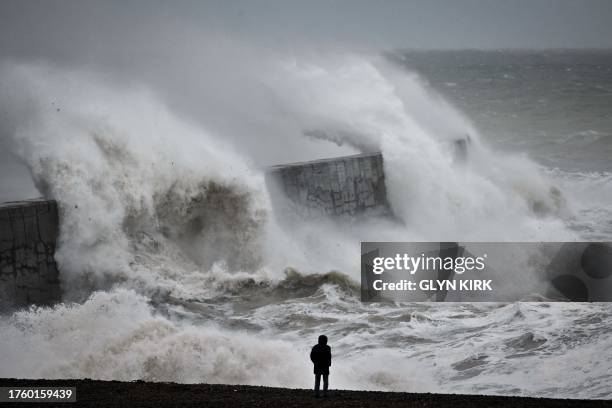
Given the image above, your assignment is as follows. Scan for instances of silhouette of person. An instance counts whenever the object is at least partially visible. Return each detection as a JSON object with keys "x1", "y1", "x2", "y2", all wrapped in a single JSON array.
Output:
[{"x1": 310, "y1": 335, "x2": 331, "y2": 397}]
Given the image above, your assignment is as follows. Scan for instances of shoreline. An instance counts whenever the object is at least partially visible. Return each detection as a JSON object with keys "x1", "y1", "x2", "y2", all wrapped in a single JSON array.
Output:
[{"x1": 0, "y1": 379, "x2": 610, "y2": 407}]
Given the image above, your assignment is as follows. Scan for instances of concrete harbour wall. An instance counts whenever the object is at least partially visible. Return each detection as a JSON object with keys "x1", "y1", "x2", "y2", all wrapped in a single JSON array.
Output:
[
  {"x1": 266, "y1": 152, "x2": 391, "y2": 217},
  {"x1": 0, "y1": 199, "x2": 61, "y2": 310}
]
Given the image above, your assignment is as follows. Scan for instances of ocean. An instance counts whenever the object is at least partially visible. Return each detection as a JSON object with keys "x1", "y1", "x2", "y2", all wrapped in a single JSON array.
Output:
[{"x1": 0, "y1": 50, "x2": 611, "y2": 399}]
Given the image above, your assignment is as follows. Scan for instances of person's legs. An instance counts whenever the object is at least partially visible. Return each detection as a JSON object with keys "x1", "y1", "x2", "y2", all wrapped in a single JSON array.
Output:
[
  {"x1": 323, "y1": 374, "x2": 328, "y2": 395},
  {"x1": 314, "y1": 374, "x2": 321, "y2": 396}
]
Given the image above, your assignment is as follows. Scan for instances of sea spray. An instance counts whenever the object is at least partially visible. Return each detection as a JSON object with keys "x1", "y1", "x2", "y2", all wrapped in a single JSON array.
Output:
[
  {"x1": 0, "y1": 62, "x2": 270, "y2": 300},
  {"x1": 266, "y1": 55, "x2": 574, "y2": 240}
]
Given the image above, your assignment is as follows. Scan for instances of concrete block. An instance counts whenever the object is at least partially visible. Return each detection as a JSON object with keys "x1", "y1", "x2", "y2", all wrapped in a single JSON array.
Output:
[
  {"x1": 0, "y1": 199, "x2": 62, "y2": 310},
  {"x1": 265, "y1": 152, "x2": 391, "y2": 218}
]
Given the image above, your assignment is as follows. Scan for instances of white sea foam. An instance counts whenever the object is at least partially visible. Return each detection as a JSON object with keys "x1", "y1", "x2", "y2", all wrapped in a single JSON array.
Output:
[{"x1": 0, "y1": 289, "x2": 311, "y2": 386}]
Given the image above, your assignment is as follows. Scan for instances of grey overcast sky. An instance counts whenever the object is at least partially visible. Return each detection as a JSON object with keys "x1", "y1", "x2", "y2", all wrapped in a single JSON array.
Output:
[{"x1": 0, "y1": 0, "x2": 612, "y2": 55}]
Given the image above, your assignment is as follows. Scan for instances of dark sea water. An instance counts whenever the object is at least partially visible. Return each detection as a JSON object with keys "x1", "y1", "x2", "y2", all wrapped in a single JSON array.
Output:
[{"x1": 392, "y1": 50, "x2": 612, "y2": 172}]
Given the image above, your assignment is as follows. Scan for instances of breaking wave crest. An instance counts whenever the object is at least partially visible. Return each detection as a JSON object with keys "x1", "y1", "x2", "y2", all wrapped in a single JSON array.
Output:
[{"x1": 0, "y1": 289, "x2": 310, "y2": 386}]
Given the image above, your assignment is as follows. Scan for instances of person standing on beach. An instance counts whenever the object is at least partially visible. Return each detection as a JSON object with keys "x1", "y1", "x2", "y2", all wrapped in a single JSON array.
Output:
[{"x1": 310, "y1": 335, "x2": 332, "y2": 397}]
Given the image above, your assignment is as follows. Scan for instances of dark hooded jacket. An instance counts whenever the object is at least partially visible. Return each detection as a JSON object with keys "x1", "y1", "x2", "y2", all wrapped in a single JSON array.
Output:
[{"x1": 310, "y1": 335, "x2": 332, "y2": 375}]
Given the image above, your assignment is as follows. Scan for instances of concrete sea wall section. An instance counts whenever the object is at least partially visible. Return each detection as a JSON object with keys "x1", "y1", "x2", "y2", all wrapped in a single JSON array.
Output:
[
  {"x1": 0, "y1": 199, "x2": 62, "y2": 309},
  {"x1": 266, "y1": 152, "x2": 391, "y2": 217}
]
